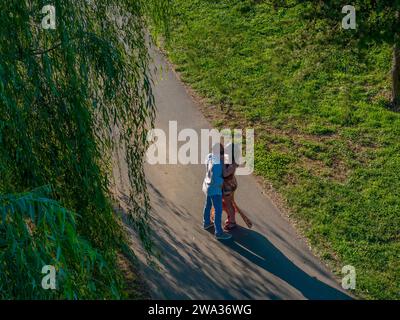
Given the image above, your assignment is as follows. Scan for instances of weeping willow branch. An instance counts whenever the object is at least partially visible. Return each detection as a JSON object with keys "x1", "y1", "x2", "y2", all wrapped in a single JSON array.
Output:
[{"x1": 0, "y1": 0, "x2": 170, "y2": 298}]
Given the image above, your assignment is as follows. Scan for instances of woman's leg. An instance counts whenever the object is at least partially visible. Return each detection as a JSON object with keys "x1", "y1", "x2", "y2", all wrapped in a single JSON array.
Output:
[{"x1": 223, "y1": 192, "x2": 236, "y2": 227}]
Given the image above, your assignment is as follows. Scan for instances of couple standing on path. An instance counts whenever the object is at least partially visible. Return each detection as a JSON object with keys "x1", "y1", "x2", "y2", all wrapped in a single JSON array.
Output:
[{"x1": 202, "y1": 143, "x2": 239, "y2": 240}]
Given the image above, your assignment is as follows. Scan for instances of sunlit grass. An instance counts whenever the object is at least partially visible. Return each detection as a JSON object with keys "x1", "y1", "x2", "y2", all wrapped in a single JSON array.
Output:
[{"x1": 164, "y1": 0, "x2": 400, "y2": 299}]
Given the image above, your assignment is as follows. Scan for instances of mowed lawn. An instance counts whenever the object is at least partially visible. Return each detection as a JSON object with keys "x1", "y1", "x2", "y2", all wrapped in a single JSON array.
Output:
[{"x1": 161, "y1": 0, "x2": 400, "y2": 299}]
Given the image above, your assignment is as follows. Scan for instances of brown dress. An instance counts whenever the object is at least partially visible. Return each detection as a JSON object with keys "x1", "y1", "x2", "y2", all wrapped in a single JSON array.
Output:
[{"x1": 223, "y1": 163, "x2": 238, "y2": 225}]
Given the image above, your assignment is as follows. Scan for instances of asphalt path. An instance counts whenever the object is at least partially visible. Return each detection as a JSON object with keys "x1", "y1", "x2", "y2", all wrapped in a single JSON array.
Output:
[{"x1": 114, "y1": 47, "x2": 352, "y2": 300}]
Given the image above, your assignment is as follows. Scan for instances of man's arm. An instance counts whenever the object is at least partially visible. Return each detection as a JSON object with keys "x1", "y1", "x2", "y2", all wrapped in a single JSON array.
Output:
[{"x1": 213, "y1": 163, "x2": 224, "y2": 187}]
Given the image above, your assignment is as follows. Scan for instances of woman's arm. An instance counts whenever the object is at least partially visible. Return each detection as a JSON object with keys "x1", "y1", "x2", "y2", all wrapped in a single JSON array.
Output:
[{"x1": 223, "y1": 163, "x2": 238, "y2": 177}]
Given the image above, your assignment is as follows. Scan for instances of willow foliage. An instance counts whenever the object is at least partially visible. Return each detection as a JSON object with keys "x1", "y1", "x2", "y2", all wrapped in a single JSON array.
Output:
[
  {"x1": 0, "y1": 186, "x2": 120, "y2": 299},
  {"x1": 0, "y1": 0, "x2": 169, "y2": 298}
]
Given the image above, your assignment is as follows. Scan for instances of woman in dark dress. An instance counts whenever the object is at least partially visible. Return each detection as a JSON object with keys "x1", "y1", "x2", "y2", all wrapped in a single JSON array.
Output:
[{"x1": 223, "y1": 144, "x2": 239, "y2": 230}]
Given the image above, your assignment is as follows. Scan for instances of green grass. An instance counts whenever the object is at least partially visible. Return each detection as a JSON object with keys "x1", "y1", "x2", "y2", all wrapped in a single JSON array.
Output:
[{"x1": 163, "y1": 0, "x2": 400, "y2": 299}]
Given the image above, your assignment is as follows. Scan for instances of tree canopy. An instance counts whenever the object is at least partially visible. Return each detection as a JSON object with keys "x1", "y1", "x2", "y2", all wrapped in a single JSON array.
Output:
[{"x1": 0, "y1": 0, "x2": 169, "y2": 298}]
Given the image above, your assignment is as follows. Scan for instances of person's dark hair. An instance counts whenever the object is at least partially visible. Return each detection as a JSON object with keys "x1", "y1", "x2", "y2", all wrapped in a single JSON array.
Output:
[
  {"x1": 212, "y1": 142, "x2": 224, "y2": 156},
  {"x1": 231, "y1": 143, "x2": 236, "y2": 164},
  {"x1": 220, "y1": 143, "x2": 225, "y2": 155}
]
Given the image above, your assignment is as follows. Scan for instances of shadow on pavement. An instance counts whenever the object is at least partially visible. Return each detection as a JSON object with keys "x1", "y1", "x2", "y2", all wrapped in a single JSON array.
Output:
[{"x1": 222, "y1": 226, "x2": 352, "y2": 300}]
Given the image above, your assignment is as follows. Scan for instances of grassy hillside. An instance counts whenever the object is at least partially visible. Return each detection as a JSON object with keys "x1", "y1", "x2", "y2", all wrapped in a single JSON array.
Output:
[{"x1": 162, "y1": 0, "x2": 400, "y2": 299}]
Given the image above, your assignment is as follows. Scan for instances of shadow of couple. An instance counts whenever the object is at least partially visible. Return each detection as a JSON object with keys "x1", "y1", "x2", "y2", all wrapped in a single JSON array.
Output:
[{"x1": 216, "y1": 226, "x2": 352, "y2": 300}]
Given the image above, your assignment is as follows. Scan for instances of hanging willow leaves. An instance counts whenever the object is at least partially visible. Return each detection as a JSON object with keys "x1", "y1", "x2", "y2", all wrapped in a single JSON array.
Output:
[
  {"x1": 0, "y1": 186, "x2": 121, "y2": 299},
  {"x1": 0, "y1": 0, "x2": 170, "y2": 298}
]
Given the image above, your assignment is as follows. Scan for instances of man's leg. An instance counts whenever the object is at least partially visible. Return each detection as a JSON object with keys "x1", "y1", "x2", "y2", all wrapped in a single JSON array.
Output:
[
  {"x1": 211, "y1": 194, "x2": 224, "y2": 236},
  {"x1": 203, "y1": 195, "x2": 213, "y2": 229}
]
